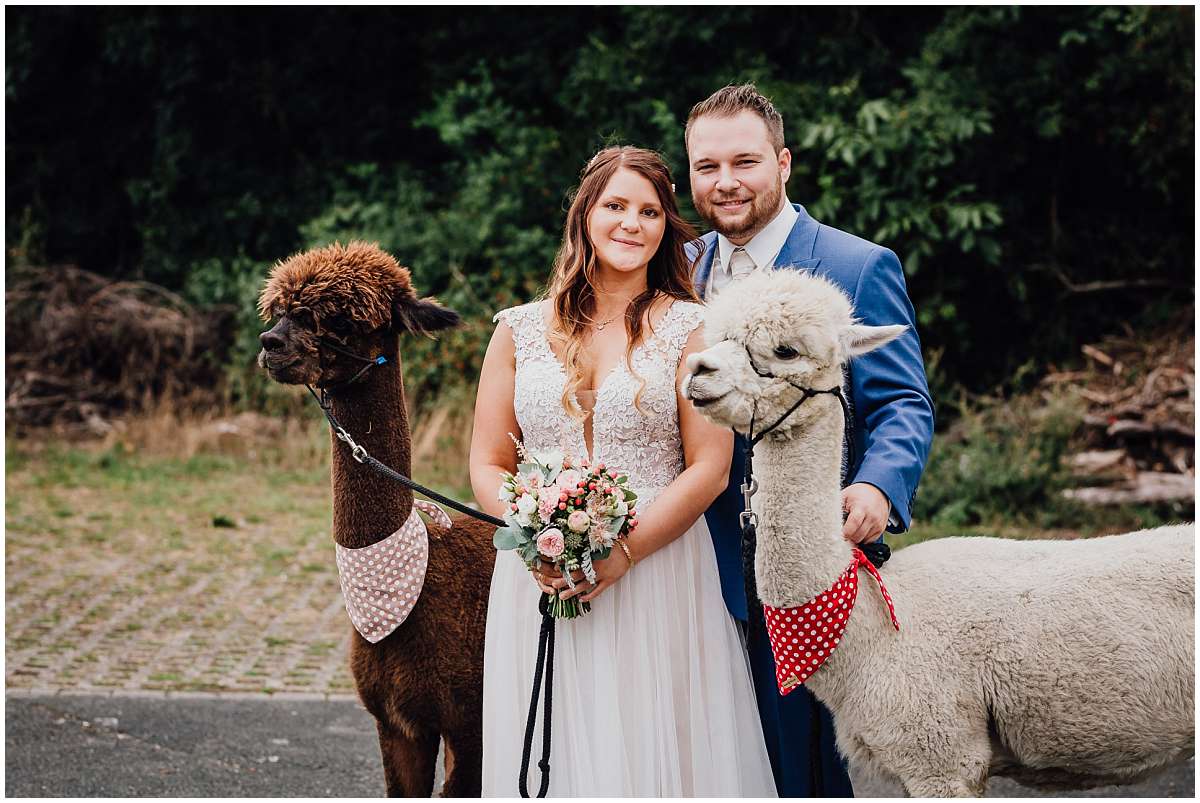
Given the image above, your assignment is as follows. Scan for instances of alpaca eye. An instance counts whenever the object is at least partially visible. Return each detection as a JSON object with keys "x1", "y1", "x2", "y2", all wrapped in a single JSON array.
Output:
[{"x1": 773, "y1": 345, "x2": 799, "y2": 360}]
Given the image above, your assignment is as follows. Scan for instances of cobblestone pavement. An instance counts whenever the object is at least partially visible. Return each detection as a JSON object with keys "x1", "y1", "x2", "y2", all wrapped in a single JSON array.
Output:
[
  {"x1": 6, "y1": 479, "x2": 358, "y2": 697},
  {"x1": 4, "y1": 448, "x2": 1193, "y2": 798}
]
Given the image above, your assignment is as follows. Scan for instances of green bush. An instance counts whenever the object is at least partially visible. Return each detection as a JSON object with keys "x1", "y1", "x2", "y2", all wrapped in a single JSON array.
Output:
[{"x1": 915, "y1": 389, "x2": 1086, "y2": 528}]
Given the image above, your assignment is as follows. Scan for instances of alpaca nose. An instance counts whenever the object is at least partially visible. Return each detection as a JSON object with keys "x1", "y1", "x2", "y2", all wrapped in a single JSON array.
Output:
[{"x1": 259, "y1": 329, "x2": 286, "y2": 352}]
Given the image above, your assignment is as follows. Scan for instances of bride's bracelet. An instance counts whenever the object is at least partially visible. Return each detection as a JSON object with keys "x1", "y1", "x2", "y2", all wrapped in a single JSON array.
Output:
[{"x1": 616, "y1": 538, "x2": 635, "y2": 570}]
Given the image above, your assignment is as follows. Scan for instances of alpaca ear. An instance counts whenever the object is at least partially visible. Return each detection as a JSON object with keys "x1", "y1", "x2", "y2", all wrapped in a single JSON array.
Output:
[
  {"x1": 841, "y1": 324, "x2": 906, "y2": 357},
  {"x1": 392, "y1": 296, "x2": 462, "y2": 336}
]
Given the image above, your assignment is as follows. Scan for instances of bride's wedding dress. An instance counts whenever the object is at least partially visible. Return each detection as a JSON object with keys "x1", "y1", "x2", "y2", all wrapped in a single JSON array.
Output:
[{"x1": 481, "y1": 300, "x2": 776, "y2": 797}]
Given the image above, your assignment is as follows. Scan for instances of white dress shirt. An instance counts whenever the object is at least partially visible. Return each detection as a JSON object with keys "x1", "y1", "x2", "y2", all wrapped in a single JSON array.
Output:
[{"x1": 706, "y1": 200, "x2": 799, "y2": 297}]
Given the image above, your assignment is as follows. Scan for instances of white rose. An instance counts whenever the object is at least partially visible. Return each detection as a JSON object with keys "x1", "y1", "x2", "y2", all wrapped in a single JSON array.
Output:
[
  {"x1": 516, "y1": 493, "x2": 537, "y2": 517},
  {"x1": 567, "y1": 510, "x2": 590, "y2": 532}
]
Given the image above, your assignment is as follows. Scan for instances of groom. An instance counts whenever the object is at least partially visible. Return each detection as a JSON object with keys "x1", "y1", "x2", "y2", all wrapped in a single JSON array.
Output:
[{"x1": 686, "y1": 85, "x2": 935, "y2": 796}]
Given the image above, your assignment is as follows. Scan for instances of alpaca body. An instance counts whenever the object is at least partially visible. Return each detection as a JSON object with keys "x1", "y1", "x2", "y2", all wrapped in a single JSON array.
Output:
[
  {"x1": 259, "y1": 243, "x2": 492, "y2": 796},
  {"x1": 755, "y1": 410, "x2": 1194, "y2": 797},
  {"x1": 327, "y1": 372, "x2": 495, "y2": 797},
  {"x1": 684, "y1": 268, "x2": 1195, "y2": 797},
  {"x1": 349, "y1": 512, "x2": 494, "y2": 796}
]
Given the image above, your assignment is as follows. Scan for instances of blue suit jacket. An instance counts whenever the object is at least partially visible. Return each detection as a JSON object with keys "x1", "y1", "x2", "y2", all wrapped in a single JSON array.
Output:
[{"x1": 695, "y1": 204, "x2": 935, "y2": 620}]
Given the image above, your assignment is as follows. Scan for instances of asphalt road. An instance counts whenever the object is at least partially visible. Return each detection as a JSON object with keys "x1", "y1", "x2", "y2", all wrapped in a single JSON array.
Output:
[{"x1": 5, "y1": 692, "x2": 1193, "y2": 797}]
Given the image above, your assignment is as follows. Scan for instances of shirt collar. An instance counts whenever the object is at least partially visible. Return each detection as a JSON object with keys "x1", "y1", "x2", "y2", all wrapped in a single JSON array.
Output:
[{"x1": 716, "y1": 199, "x2": 799, "y2": 272}]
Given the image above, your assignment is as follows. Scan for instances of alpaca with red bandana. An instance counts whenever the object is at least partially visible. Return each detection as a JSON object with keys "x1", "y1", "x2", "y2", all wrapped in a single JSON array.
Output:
[{"x1": 682, "y1": 268, "x2": 1194, "y2": 797}]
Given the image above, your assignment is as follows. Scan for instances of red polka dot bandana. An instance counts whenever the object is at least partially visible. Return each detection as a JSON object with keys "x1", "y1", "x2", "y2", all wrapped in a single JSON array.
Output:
[
  {"x1": 762, "y1": 547, "x2": 899, "y2": 695},
  {"x1": 334, "y1": 501, "x2": 452, "y2": 643}
]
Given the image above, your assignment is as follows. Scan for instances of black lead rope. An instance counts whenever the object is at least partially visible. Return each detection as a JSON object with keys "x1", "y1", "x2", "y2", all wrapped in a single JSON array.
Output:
[
  {"x1": 736, "y1": 359, "x2": 888, "y2": 796},
  {"x1": 519, "y1": 594, "x2": 555, "y2": 798},
  {"x1": 305, "y1": 382, "x2": 505, "y2": 528}
]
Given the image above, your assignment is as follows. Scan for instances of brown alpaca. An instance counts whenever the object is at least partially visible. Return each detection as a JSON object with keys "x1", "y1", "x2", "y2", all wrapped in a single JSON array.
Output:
[{"x1": 258, "y1": 241, "x2": 495, "y2": 797}]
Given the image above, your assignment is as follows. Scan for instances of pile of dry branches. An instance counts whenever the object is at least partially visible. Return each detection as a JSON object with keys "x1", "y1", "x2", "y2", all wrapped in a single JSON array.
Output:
[
  {"x1": 1043, "y1": 317, "x2": 1195, "y2": 506},
  {"x1": 6, "y1": 265, "x2": 236, "y2": 433}
]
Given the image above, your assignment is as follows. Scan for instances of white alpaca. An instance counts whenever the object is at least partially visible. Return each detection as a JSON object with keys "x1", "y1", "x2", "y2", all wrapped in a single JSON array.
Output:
[{"x1": 682, "y1": 269, "x2": 1194, "y2": 797}]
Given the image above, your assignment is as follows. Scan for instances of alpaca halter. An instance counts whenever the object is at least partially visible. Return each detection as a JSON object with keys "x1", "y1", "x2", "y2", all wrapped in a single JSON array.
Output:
[
  {"x1": 736, "y1": 333, "x2": 852, "y2": 535},
  {"x1": 316, "y1": 336, "x2": 389, "y2": 392},
  {"x1": 335, "y1": 500, "x2": 453, "y2": 643},
  {"x1": 763, "y1": 547, "x2": 899, "y2": 695}
]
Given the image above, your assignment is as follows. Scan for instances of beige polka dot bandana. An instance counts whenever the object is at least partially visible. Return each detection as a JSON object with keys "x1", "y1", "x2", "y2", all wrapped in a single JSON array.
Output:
[
  {"x1": 334, "y1": 501, "x2": 452, "y2": 643},
  {"x1": 763, "y1": 547, "x2": 899, "y2": 695}
]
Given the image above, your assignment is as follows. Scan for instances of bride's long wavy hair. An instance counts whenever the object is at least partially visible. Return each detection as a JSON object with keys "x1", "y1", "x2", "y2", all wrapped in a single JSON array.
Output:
[{"x1": 546, "y1": 146, "x2": 703, "y2": 419}]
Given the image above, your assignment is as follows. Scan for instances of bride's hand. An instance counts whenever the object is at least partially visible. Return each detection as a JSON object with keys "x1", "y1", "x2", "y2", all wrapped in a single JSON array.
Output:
[
  {"x1": 554, "y1": 551, "x2": 630, "y2": 603},
  {"x1": 529, "y1": 560, "x2": 559, "y2": 595}
]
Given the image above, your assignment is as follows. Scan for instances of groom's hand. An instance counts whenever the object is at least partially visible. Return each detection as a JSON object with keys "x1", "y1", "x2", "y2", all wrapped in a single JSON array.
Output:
[{"x1": 841, "y1": 483, "x2": 890, "y2": 544}]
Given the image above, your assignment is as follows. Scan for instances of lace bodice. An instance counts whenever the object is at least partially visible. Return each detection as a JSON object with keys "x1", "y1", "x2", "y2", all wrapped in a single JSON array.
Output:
[{"x1": 495, "y1": 300, "x2": 705, "y2": 509}]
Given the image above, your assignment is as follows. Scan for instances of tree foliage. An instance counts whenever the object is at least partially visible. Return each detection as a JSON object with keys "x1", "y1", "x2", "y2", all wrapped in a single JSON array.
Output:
[{"x1": 7, "y1": 7, "x2": 1193, "y2": 406}]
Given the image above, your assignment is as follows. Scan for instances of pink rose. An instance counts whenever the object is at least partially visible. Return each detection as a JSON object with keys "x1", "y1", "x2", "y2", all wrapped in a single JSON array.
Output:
[
  {"x1": 536, "y1": 528, "x2": 565, "y2": 559},
  {"x1": 556, "y1": 469, "x2": 583, "y2": 491}
]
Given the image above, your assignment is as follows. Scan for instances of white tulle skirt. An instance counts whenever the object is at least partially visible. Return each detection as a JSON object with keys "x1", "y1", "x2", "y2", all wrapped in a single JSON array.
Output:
[{"x1": 480, "y1": 513, "x2": 777, "y2": 797}]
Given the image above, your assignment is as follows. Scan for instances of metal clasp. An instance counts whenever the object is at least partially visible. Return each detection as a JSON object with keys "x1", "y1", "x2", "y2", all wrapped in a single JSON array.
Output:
[
  {"x1": 334, "y1": 427, "x2": 369, "y2": 463},
  {"x1": 740, "y1": 476, "x2": 758, "y2": 507},
  {"x1": 739, "y1": 476, "x2": 759, "y2": 530}
]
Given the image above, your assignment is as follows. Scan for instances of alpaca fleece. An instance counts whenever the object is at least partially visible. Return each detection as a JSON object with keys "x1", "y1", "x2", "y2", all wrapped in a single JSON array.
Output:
[
  {"x1": 258, "y1": 240, "x2": 419, "y2": 330},
  {"x1": 685, "y1": 268, "x2": 1195, "y2": 796}
]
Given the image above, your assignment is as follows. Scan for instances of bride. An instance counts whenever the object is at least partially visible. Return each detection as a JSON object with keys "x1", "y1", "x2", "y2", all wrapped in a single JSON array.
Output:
[{"x1": 469, "y1": 146, "x2": 776, "y2": 797}]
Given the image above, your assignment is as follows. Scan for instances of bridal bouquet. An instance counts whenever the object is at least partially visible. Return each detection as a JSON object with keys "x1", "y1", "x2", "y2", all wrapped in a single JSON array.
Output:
[{"x1": 494, "y1": 436, "x2": 639, "y2": 618}]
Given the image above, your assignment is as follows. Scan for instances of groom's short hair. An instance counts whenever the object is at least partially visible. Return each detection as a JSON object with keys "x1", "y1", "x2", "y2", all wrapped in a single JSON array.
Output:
[{"x1": 686, "y1": 84, "x2": 785, "y2": 154}]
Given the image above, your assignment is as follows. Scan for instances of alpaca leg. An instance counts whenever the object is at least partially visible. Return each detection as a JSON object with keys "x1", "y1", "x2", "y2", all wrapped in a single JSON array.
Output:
[
  {"x1": 376, "y1": 721, "x2": 439, "y2": 797},
  {"x1": 440, "y1": 726, "x2": 483, "y2": 797}
]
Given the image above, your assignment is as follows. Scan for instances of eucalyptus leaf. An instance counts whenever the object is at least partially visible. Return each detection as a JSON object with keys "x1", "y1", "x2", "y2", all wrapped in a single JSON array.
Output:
[
  {"x1": 493, "y1": 526, "x2": 526, "y2": 550},
  {"x1": 518, "y1": 542, "x2": 541, "y2": 564}
]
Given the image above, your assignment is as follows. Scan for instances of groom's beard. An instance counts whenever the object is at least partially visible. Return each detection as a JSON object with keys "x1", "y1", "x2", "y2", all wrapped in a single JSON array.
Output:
[{"x1": 695, "y1": 173, "x2": 784, "y2": 242}]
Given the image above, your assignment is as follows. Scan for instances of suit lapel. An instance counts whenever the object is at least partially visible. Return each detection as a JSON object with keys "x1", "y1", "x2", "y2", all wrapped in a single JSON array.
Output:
[
  {"x1": 772, "y1": 203, "x2": 822, "y2": 273},
  {"x1": 693, "y1": 232, "x2": 719, "y2": 297}
]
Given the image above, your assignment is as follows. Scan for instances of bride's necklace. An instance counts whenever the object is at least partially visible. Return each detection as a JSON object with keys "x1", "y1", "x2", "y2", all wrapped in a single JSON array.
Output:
[{"x1": 593, "y1": 304, "x2": 630, "y2": 332}]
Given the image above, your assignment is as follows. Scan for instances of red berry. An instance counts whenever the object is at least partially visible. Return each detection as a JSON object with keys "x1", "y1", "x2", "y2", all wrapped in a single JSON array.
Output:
[
  {"x1": 510, "y1": 503, "x2": 518, "y2": 511},
  {"x1": 558, "y1": 502, "x2": 567, "y2": 510}
]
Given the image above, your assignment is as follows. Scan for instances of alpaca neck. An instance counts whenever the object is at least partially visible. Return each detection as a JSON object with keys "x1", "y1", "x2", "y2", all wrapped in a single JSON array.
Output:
[
  {"x1": 327, "y1": 343, "x2": 414, "y2": 549},
  {"x1": 753, "y1": 405, "x2": 853, "y2": 608}
]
